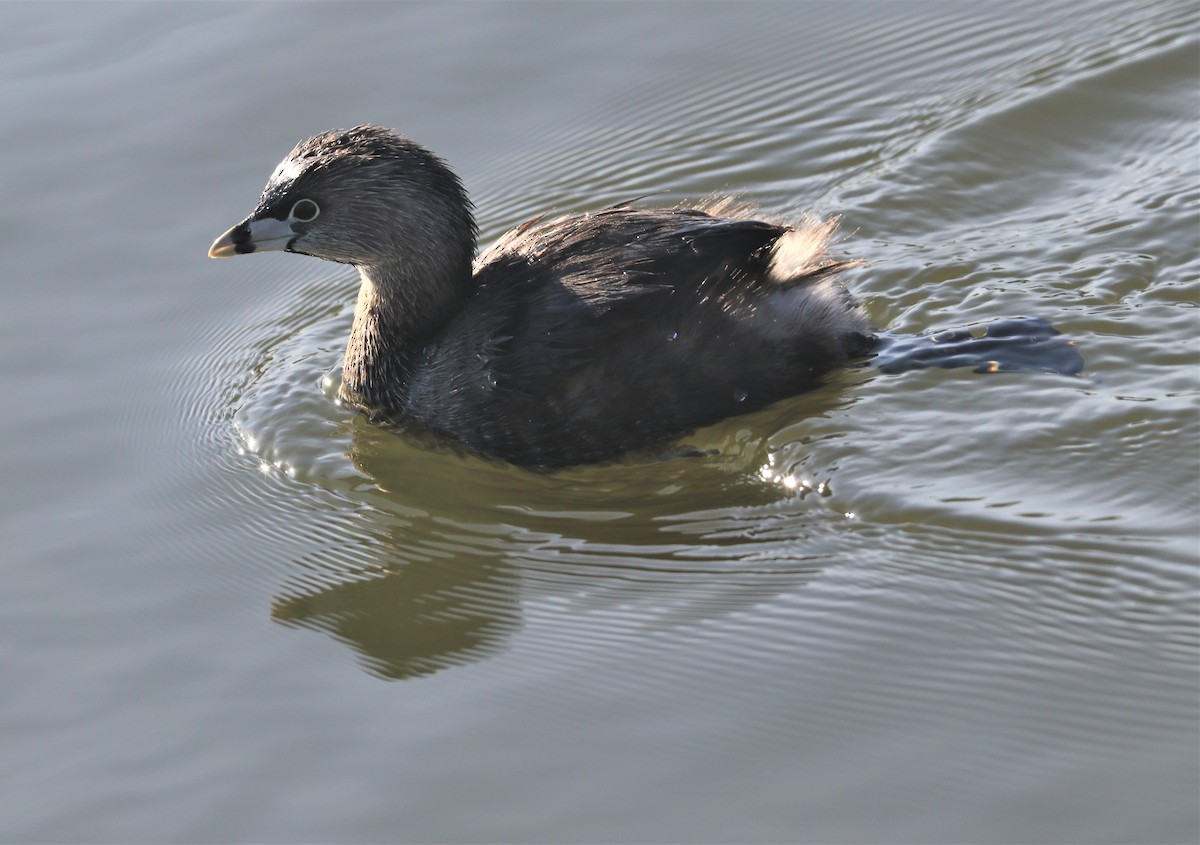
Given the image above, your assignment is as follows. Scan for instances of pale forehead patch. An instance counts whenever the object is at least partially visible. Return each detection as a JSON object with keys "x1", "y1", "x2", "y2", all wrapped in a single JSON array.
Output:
[{"x1": 269, "y1": 156, "x2": 304, "y2": 186}]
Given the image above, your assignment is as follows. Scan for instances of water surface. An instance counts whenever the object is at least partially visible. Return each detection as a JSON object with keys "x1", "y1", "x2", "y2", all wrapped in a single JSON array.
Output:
[{"x1": 1, "y1": 1, "x2": 1196, "y2": 842}]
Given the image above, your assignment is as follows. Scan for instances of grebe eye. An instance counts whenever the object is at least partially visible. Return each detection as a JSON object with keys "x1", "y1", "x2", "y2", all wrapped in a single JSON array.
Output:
[{"x1": 290, "y1": 199, "x2": 320, "y2": 222}]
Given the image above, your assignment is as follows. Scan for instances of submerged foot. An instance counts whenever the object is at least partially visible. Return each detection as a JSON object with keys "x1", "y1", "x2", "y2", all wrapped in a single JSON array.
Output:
[{"x1": 871, "y1": 316, "x2": 1084, "y2": 377}]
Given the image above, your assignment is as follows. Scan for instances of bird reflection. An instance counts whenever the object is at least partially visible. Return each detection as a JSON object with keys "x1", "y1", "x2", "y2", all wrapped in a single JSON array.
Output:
[
  {"x1": 271, "y1": 552, "x2": 517, "y2": 681},
  {"x1": 267, "y1": 390, "x2": 853, "y2": 681}
]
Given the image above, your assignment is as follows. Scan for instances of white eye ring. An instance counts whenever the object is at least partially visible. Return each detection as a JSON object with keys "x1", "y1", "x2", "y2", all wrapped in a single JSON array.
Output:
[{"x1": 290, "y1": 199, "x2": 320, "y2": 222}]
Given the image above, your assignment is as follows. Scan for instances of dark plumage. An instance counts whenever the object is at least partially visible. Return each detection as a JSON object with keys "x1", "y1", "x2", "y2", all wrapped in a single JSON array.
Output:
[{"x1": 210, "y1": 125, "x2": 1072, "y2": 468}]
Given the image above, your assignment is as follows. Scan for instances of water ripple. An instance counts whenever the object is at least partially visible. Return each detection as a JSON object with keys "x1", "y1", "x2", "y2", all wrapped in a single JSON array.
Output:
[{"x1": 164, "y1": 15, "x2": 1198, "y2": 822}]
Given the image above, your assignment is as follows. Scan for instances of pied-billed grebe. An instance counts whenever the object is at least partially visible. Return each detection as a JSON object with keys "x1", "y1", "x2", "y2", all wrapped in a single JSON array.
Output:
[{"x1": 210, "y1": 125, "x2": 1081, "y2": 468}]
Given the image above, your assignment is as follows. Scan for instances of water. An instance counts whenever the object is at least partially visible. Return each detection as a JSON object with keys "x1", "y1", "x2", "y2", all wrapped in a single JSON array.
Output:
[{"x1": 1, "y1": 1, "x2": 1197, "y2": 841}]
